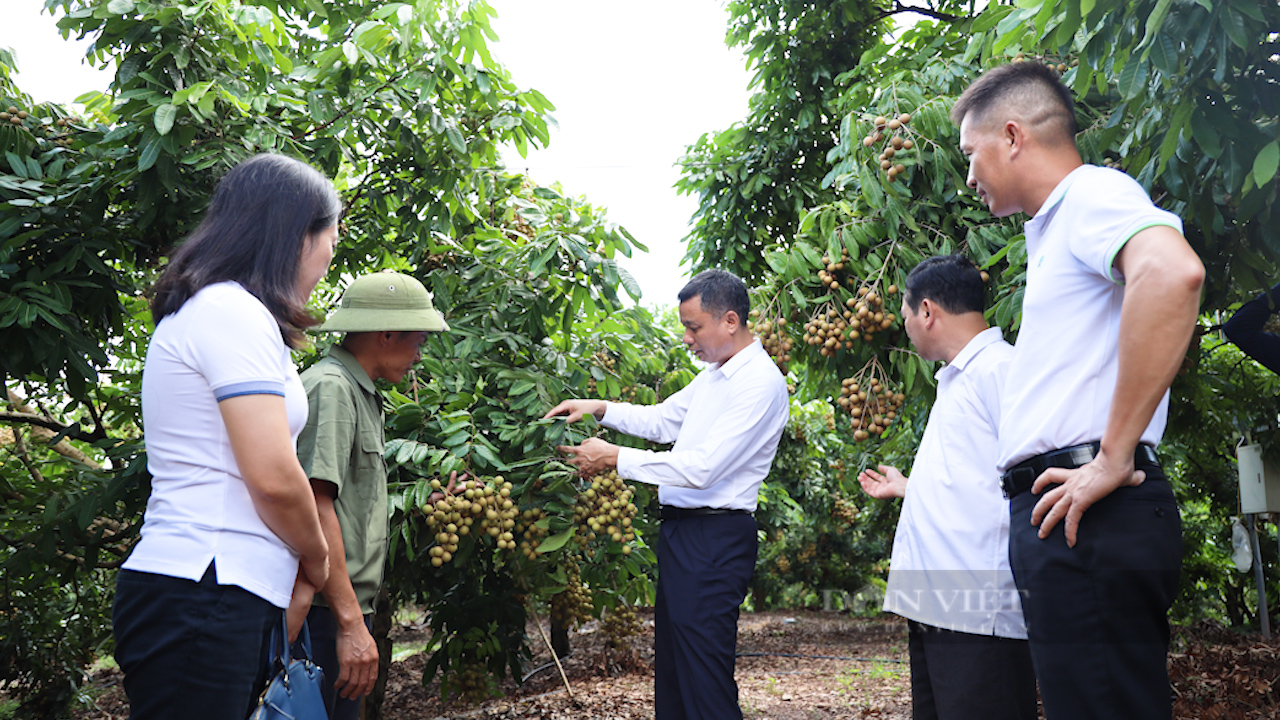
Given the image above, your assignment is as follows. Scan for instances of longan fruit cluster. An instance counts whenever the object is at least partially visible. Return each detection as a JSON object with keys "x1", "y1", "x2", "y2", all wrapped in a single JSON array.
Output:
[
  {"x1": 1012, "y1": 52, "x2": 1071, "y2": 74},
  {"x1": 516, "y1": 506, "x2": 550, "y2": 560},
  {"x1": 775, "y1": 554, "x2": 791, "y2": 573},
  {"x1": 585, "y1": 350, "x2": 617, "y2": 395},
  {"x1": 804, "y1": 304, "x2": 856, "y2": 357},
  {"x1": 2, "y1": 105, "x2": 30, "y2": 126},
  {"x1": 798, "y1": 542, "x2": 817, "y2": 563},
  {"x1": 863, "y1": 113, "x2": 915, "y2": 183},
  {"x1": 831, "y1": 494, "x2": 859, "y2": 526},
  {"x1": 848, "y1": 285, "x2": 898, "y2": 340},
  {"x1": 839, "y1": 372, "x2": 905, "y2": 442},
  {"x1": 748, "y1": 309, "x2": 793, "y2": 376},
  {"x1": 601, "y1": 603, "x2": 641, "y2": 647},
  {"x1": 814, "y1": 248, "x2": 855, "y2": 294},
  {"x1": 445, "y1": 660, "x2": 492, "y2": 703},
  {"x1": 425, "y1": 476, "x2": 518, "y2": 566},
  {"x1": 550, "y1": 559, "x2": 593, "y2": 628},
  {"x1": 2, "y1": 105, "x2": 81, "y2": 147},
  {"x1": 421, "y1": 251, "x2": 457, "y2": 271},
  {"x1": 573, "y1": 470, "x2": 637, "y2": 555}
]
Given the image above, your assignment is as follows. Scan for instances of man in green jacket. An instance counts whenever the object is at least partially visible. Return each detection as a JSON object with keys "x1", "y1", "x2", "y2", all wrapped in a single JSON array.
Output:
[{"x1": 291, "y1": 271, "x2": 449, "y2": 720}]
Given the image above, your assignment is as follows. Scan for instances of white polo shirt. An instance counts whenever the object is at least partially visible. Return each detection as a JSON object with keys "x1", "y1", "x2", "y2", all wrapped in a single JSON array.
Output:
[
  {"x1": 602, "y1": 340, "x2": 789, "y2": 512},
  {"x1": 997, "y1": 165, "x2": 1183, "y2": 472},
  {"x1": 126, "y1": 282, "x2": 307, "y2": 609},
  {"x1": 882, "y1": 327, "x2": 1025, "y2": 638}
]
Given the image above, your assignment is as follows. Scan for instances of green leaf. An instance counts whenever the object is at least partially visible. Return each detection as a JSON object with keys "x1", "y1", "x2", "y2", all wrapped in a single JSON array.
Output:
[
  {"x1": 972, "y1": 5, "x2": 1014, "y2": 33},
  {"x1": 796, "y1": 243, "x2": 824, "y2": 269},
  {"x1": 137, "y1": 134, "x2": 162, "y2": 172},
  {"x1": 1252, "y1": 141, "x2": 1280, "y2": 187},
  {"x1": 6, "y1": 151, "x2": 28, "y2": 179},
  {"x1": 1148, "y1": 33, "x2": 1178, "y2": 75},
  {"x1": 1221, "y1": 8, "x2": 1249, "y2": 50},
  {"x1": 106, "y1": 0, "x2": 135, "y2": 14},
  {"x1": 1189, "y1": 110, "x2": 1223, "y2": 159},
  {"x1": 444, "y1": 122, "x2": 467, "y2": 154},
  {"x1": 153, "y1": 103, "x2": 177, "y2": 135},
  {"x1": 1139, "y1": 0, "x2": 1174, "y2": 51},
  {"x1": 1116, "y1": 56, "x2": 1148, "y2": 100},
  {"x1": 537, "y1": 526, "x2": 575, "y2": 553}
]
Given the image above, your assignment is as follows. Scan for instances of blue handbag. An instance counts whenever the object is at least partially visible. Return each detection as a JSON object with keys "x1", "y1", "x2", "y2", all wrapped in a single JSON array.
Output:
[{"x1": 250, "y1": 611, "x2": 328, "y2": 720}]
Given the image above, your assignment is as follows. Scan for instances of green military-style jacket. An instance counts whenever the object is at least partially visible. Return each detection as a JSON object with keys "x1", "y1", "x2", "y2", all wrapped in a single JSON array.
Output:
[{"x1": 297, "y1": 345, "x2": 388, "y2": 615}]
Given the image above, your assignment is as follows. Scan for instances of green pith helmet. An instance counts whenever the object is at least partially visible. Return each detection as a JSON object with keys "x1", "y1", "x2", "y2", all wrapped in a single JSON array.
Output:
[{"x1": 317, "y1": 271, "x2": 449, "y2": 333}]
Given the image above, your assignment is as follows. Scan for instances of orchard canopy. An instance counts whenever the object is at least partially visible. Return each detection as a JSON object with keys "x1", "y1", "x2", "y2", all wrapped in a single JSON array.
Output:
[{"x1": 2, "y1": 0, "x2": 1279, "y2": 716}]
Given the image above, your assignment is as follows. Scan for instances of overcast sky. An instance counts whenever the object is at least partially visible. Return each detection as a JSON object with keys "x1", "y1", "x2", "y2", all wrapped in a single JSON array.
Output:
[{"x1": 0, "y1": 1, "x2": 752, "y2": 309}]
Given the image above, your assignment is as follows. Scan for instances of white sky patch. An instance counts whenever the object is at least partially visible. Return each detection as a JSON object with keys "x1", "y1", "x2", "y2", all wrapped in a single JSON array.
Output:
[{"x1": 0, "y1": 1, "x2": 754, "y2": 309}]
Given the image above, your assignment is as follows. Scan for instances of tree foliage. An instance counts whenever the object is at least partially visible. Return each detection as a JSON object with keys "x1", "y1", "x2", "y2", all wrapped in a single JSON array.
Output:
[
  {"x1": 702, "y1": 0, "x2": 1280, "y2": 629},
  {"x1": 0, "y1": 0, "x2": 688, "y2": 714}
]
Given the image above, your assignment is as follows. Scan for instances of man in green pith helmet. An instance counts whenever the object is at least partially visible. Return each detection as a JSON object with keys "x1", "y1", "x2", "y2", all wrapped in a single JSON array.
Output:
[{"x1": 287, "y1": 270, "x2": 454, "y2": 720}]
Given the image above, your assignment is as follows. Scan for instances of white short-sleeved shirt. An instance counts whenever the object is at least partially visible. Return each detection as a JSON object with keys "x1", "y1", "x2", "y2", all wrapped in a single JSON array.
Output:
[
  {"x1": 883, "y1": 328, "x2": 1026, "y2": 638},
  {"x1": 125, "y1": 281, "x2": 307, "y2": 608},
  {"x1": 602, "y1": 340, "x2": 789, "y2": 511},
  {"x1": 997, "y1": 165, "x2": 1183, "y2": 472}
]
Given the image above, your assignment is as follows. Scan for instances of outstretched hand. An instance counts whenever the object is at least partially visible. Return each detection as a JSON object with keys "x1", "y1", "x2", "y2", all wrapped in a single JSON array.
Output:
[
  {"x1": 555, "y1": 437, "x2": 620, "y2": 476},
  {"x1": 857, "y1": 465, "x2": 909, "y2": 500},
  {"x1": 543, "y1": 399, "x2": 607, "y2": 424},
  {"x1": 1030, "y1": 449, "x2": 1145, "y2": 547}
]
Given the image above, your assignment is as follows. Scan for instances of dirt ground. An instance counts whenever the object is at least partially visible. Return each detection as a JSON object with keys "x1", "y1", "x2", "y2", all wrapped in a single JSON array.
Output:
[{"x1": 68, "y1": 610, "x2": 1279, "y2": 720}]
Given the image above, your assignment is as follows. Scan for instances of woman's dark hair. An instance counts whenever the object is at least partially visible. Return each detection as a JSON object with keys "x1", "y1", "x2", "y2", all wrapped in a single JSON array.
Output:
[
  {"x1": 150, "y1": 153, "x2": 341, "y2": 348},
  {"x1": 678, "y1": 269, "x2": 750, "y2": 324},
  {"x1": 904, "y1": 254, "x2": 986, "y2": 315}
]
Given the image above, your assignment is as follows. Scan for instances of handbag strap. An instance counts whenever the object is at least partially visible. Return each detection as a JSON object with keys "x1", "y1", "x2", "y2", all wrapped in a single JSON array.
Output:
[{"x1": 268, "y1": 610, "x2": 315, "y2": 668}]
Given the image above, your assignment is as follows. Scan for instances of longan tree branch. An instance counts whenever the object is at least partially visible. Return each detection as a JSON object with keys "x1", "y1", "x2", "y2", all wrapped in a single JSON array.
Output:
[
  {"x1": 0, "y1": 412, "x2": 104, "y2": 444},
  {"x1": 10, "y1": 427, "x2": 45, "y2": 486},
  {"x1": 887, "y1": 2, "x2": 964, "y2": 23}
]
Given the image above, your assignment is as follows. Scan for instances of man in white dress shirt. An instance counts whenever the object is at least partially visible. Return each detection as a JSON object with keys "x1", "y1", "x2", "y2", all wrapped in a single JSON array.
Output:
[
  {"x1": 546, "y1": 269, "x2": 790, "y2": 720},
  {"x1": 952, "y1": 62, "x2": 1204, "y2": 719},
  {"x1": 858, "y1": 255, "x2": 1035, "y2": 720}
]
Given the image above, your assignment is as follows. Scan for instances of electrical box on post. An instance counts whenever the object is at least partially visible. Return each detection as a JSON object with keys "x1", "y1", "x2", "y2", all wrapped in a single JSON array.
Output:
[{"x1": 1237, "y1": 443, "x2": 1280, "y2": 514}]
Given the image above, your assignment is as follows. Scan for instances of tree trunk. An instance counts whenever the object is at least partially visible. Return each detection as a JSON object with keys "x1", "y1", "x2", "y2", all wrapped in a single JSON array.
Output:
[
  {"x1": 360, "y1": 587, "x2": 394, "y2": 720},
  {"x1": 550, "y1": 615, "x2": 570, "y2": 659}
]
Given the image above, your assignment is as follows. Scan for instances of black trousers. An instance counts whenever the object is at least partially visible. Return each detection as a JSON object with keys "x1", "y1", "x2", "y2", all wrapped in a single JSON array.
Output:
[
  {"x1": 113, "y1": 563, "x2": 278, "y2": 720},
  {"x1": 1009, "y1": 468, "x2": 1182, "y2": 720},
  {"x1": 290, "y1": 605, "x2": 372, "y2": 720},
  {"x1": 907, "y1": 621, "x2": 1037, "y2": 720},
  {"x1": 654, "y1": 513, "x2": 757, "y2": 720}
]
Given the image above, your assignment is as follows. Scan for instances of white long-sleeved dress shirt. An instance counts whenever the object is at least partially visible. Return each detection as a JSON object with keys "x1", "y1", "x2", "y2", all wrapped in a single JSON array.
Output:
[
  {"x1": 602, "y1": 339, "x2": 789, "y2": 511},
  {"x1": 882, "y1": 327, "x2": 1027, "y2": 639}
]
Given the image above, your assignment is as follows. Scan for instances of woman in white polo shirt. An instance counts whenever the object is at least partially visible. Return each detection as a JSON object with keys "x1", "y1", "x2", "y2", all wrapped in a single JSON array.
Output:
[{"x1": 113, "y1": 153, "x2": 337, "y2": 720}]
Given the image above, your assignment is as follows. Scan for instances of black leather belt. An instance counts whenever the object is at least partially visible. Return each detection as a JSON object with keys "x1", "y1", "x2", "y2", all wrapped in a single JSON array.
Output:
[
  {"x1": 660, "y1": 506, "x2": 752, "y2": 521},
  {"x1": 1000, "y1": 442, "x2": 1161, "y2": 498}
]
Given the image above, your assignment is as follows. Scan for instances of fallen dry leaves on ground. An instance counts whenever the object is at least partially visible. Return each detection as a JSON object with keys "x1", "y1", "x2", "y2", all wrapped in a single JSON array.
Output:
[{"x1": 66, "y1": 611, "x2": 1277, "y2": 720}]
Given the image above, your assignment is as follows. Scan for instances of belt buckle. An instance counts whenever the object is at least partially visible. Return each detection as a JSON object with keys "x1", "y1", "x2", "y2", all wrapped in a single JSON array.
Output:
[{"x1": 1065, "y1": 444, "x2": 1099, "y2": 468}]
